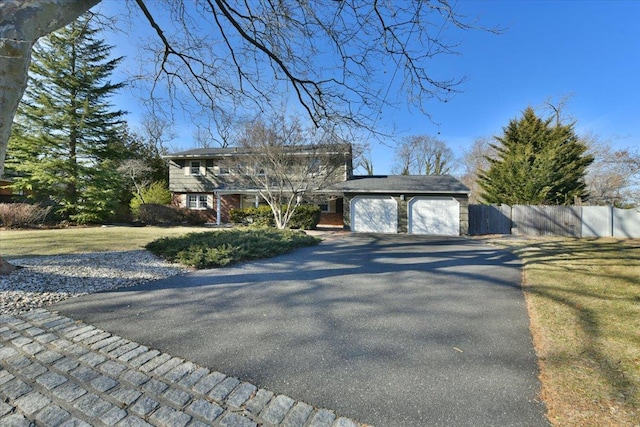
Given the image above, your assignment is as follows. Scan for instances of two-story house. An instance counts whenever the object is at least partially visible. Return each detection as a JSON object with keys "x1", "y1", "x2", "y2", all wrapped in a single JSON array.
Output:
[
  {"x1": 165, "y1": 144, "x2": 353, "y2": 225},
  {"x1": 165, "y1": 143, "x2": 471, "y2": 235}
]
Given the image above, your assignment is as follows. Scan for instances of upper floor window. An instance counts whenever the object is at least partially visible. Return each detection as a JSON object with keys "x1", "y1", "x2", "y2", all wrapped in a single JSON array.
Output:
[
  {"x1": 216, "y1": 162, "x2": 230, "y2": 175},
  {"x1": 236, "y1": 163, "x2": 247, "y2": 175},
  {"x1": 309, "y1": 159, "x2": 321, "y2": 174},
  {"x1": 190, "y1": 161, "x2": 202, "y2": 175}
]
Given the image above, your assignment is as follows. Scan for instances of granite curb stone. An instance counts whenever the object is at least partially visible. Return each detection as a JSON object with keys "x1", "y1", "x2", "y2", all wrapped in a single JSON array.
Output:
[{"x1": 0, "y1": 309, "x2": 368, "y2": 426}]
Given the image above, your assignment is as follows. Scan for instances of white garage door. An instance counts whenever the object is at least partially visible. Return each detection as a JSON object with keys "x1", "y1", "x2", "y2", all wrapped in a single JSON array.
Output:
[
  {"x1": 409, "y1": 197, "x2": 460, "y2": 236},
  {"x1": 351, "y1": 196, "x2": 398, "y2": 233}
]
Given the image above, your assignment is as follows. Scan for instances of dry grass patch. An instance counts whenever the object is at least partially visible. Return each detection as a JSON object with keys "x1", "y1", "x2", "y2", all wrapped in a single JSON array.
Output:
[
  {"x1": 0, "y1": 226, "x2": 212, "y2": 258},
  {"x1": 486, "y1": 237, "x2": 640, "y2": 426}
]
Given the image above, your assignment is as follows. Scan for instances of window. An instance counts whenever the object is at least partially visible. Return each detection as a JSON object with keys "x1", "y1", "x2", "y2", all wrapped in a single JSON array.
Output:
[
  {"x1": 255, "y1": 164, "x2": 266, "y2": 176},
  {"x1": 190, "y1": 161, "x2": 202, "y2": 175},
  {"x1": 216, "y1": 163, "x2": 230, "y2": 175},
  {"x1": 318, "y1": 198, "x2": 335, "y2": 213},
  {"x1": 187, "y1": 194, "x2": 208, "y2": 209},
  {"x1": 309, "y1": 159, "x2": 321, "y2": 174},
  {"x1": 236, "y1": 163, "x2": 247, "y2": 175}
]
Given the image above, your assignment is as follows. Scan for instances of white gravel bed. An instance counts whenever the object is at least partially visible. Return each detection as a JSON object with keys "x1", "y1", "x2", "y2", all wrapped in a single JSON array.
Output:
[{"x1": 0, "y1": 250, "x2": 190, "y2": 315}]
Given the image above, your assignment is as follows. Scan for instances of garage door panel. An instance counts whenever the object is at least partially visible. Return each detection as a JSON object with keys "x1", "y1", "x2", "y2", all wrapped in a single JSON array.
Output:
[
  {"x1": 409, "y1": 197, "x2": 459, "y2": 236},
  {"x1": 352, "y1": 196, "x2": 397, "y2": 233}
]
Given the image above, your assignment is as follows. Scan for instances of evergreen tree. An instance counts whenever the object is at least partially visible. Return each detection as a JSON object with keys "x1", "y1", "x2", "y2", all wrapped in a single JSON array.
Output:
[
  {"x1": 478, "y1": 107, "x2": 593, "y2": 205},
  {"x1": 6, "y1": 14, "x2": 126, "y2": 223}
]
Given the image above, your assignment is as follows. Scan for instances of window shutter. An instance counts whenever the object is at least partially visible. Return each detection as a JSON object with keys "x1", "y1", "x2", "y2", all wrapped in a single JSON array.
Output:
[{"x1": 184, "y1": 161, "x2": 190, "y2": 176}]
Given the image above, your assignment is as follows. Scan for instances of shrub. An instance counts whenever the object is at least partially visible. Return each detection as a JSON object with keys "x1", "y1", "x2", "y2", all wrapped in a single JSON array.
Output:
[
  {"x1": 145, "y1": 227, "x2": 320, "y2": 268},
  {"x1": 288, "y1": 204, "x2": 321, "y2": 230},
  {"x1": 228, "y1": 208, "x2": 247, "y2": 224},
  {"x1": 229, "y1": 205, "x2": 274, "y2": 226},
  {"x1": 177, "y1": 243, "x2": 237, "y2": 268},
  {"x1": 137, "y1": 204, "x2": 184, "y2": 225},
  {"x1": 136, "y1": 204, "x2": 212, "y2": 226},
  {"x1": 0, "y1": 203, "x2": 51, "y2": 229},
  {"x1": 181, "y1": 208, "x2": 210, "y2": 226},
  {"x1": 130, "y1": 181, "x2": 172, "y2": 217},
  {"x1": 229, "y1": 204, "x2": 321, "y2": 229}
]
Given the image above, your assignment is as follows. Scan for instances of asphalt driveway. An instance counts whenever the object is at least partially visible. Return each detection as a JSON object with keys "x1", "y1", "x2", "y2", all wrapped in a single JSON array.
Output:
[{"x1": 53, "y1": 234, "x2": 548, "y2": 426}]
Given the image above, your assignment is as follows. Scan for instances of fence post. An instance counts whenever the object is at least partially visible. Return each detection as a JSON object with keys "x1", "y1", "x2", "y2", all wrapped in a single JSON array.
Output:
[{"x1": 610, "y1": 205, "x2": 614, "y2": 237}]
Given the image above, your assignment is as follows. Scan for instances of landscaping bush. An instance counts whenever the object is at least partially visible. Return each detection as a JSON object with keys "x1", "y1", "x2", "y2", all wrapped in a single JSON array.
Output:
[
  {"x1": 145, "y1": 227, "x2": 320, "y2": 268},
  {"x1": 229, "y1": 205, "x2": 275, "y2": 226},
  {"x1": 181, "y1": 208, "x2": 210, "y2": 226},
  {"x1": 288, "y1": 204, "x2": 321, "y2": 230},
  {"x1": 229, "y1": 204, "x2": 321, "y2": 229},
  {"x1": 137, "y1": 204, "x2": 184, "y2": 225},
  {"x1": 227, "y1": 208, "x2": 247, "y2": 224},
  {"x1": 0, "y1": 203, "x2": 51, "y2": 228},
  {"x1": 136, "y1": 204, "x2": 210, "y2": 226},
  {"x1": 130, "y1": 181, "x2": 172, "y2": 218}
]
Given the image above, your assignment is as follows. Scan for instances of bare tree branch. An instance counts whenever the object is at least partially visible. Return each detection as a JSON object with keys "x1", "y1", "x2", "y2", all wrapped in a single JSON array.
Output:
[
  {"x1": 235, "y1": 115, "x2": 351, "y2": 228},
  {"x1": 392, "y1": 134, "x2": 455, "y2": 175}
]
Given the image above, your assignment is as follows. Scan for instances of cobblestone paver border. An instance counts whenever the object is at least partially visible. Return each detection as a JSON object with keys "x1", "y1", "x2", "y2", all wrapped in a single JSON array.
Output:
[{"x1": 0, "y1": 309, "x2": 365, "y2": 427}]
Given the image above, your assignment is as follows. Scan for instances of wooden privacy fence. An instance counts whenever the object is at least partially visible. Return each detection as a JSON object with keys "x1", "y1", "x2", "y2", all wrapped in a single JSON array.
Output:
[{"x1": 468, "y1": 205, "x2": 640, "y2": 238}]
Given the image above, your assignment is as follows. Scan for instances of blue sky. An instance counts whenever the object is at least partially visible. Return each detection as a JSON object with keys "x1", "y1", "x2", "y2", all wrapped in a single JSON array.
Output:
[{"x1": 99, "y1": 1, "x2": 640, "y2": 175}]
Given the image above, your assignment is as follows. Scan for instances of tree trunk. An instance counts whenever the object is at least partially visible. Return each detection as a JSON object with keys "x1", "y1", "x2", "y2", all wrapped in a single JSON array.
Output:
[
  {"x1": 0, "y1": 0, "x2": 100, "y2": 273},
  {"x1": 0, "y1": 25, "x2": 33, "y2": 181}
]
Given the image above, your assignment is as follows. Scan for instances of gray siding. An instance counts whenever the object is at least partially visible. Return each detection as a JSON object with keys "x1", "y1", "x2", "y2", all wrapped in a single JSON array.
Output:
[
  {"x1": 168, "y1": 159, "x2": 249, "y2": 192},
  {"x1": 457, "y1": 196, "x2": 469, "y2": 235},
  {"x1": 168, "y1": 157, "x2": 350, "y2": 193}
]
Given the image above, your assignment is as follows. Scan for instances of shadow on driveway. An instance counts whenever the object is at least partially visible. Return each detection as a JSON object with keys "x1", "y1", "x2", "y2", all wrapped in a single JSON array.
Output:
[{"x1": 53, "y1": 234, "x2": 548, "y2": 426}]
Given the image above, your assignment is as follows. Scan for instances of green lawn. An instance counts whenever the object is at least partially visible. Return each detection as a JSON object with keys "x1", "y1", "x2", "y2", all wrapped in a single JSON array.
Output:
[
  {"x1": 486, "y1": 237, "x2": 640, "y2": 427},
  {"x1": 0, "y1": 226, "x2": 211, "y2": 259}
]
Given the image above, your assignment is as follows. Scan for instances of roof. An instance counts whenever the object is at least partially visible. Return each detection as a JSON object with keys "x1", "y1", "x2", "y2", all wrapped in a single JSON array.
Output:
[
  {"x1": 165, "y1": 144, "x2": 352, "y2": 159},
  {"x1": 331, "y1": 175, "x2": 470, "y2": 195},
  {"x1": 166, "y1": 147, "x2": 241, "y2": 158}
]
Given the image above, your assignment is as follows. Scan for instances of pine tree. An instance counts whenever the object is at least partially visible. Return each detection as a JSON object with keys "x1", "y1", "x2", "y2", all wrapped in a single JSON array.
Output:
[
  {"x1": 6, "y1": 14, "x2": 126, "y2": 223},
  {"x1": 478, "y1": 107, "x2": 593, "y2": 205}
]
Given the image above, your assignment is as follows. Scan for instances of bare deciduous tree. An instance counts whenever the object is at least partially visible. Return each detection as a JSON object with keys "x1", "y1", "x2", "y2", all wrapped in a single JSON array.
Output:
[
  {"x1": 117, "y1": 159, "x2": 152, "y2": 200},
  {"x1": 120, "y1": 117, "x2": 173, "y2": 186},
  {"x1": 236, "y1": 115, "x2": 351, "y2": 229},
  {"x1": 192, "y1": 117, "x2": 234, "y2": 149},
  {"x1": 586, "y1": 141, "x2": 640, "y2": 207},
  {"x1": 392, "y1": 135, "x2": 455, "y2": 175},
  {"x1": 352, "y1": 142, "x2": 375, "y2": 176},
  {"x1": 460, "y1": 136, "x2": 496, "y2": 203},
  {"x1": 140, "y1": 114, "x2": 174, "y2": 155}
]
